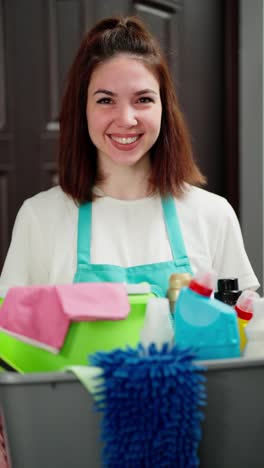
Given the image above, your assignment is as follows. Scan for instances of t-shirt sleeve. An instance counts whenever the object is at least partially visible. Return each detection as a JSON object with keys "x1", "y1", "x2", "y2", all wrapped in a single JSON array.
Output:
[
  {"x1": 212, "y1": 199, "x2": 260, "y2": 291},
  {"x1": 0, "y1": 200, "x2": 49, "y2": 294}
]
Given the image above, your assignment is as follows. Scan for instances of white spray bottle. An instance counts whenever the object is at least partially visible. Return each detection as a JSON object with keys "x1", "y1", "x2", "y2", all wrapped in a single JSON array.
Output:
[
  {"x1": 243, "y1": 297, "x2": 264, "y2": 358},
  {"x1": 140, "y1": 297, "x2": 174, "y2": 349}
]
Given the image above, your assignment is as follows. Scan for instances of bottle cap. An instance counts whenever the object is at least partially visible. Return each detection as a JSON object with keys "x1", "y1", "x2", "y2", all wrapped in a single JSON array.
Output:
[
  {"x1": 189, "y1": 270, "x2": 216, "y2": 297},
  {"x1": 169, "y1": 273, "x2": 192, "y2": 289},
  {"x1": 214, "y1": 278, "x2": 241, "y2": 306},
  {"x1": 214, "y1": 290, "x2": 241, "y2": 306},
  {"x1": 235, "y1": 290, "x2": 259, "y2": 321},
  {"x1": 168, "y1": 273, "x2": 192, "y2": 303},
  {"x1": 189, "y1": 279, "x2": 212, "y2": 297},
  {"x1": 217, "y1": 278, "x2": 239, "y2": 292},
  {"x1": 235, "y1": 306, "x2": 253, "y2": 321}
]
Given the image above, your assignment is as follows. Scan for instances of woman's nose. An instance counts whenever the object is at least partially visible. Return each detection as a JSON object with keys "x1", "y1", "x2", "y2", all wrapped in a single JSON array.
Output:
[{"x1": 115, "y1": 105, "x2": 138, "y2": 128}]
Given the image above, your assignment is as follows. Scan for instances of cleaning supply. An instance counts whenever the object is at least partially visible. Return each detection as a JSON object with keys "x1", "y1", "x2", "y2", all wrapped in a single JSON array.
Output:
[
  {"x1": 234, "y1": 290, "x2": 259, "y2": 351},
  {"x1": 0, "y1": 288, "x2": 153, "y2": 372},
  {"x1": 140, "y1": 297, "x2": 174, "y2": 349},
  {"x1": 90, "y1": 344, "x2": 206, "y2": 468},
  {"x1": 0, "y1": 283, "x2": 130, "y2": 353},
  {"x1": 243, "y1": 298, "x2": 264, "y2": 358},
  {"x1": 174, "y1": 270, "x2": 241, "y2": 360},
  {"x1": 214, "y1": 278, "x2": 242, "y2": 306},
  {"x1": 167, "y1": 272, "x2": 192, "y2": 313}
]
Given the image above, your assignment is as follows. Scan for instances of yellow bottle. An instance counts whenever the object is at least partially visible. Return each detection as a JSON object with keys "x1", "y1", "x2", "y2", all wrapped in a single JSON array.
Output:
[
  {"x1": 235, "y1": 290, "x2": 260, "y2": 351},
  {"x1": 167, "y1": 272, "x2": 192, "y2": 313}
]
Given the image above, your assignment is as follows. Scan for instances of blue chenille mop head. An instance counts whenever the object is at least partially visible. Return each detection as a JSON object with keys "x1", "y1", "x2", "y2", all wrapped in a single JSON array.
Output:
[{"x1": 90, "y1": 343, "x2": 207, "y2": 468}]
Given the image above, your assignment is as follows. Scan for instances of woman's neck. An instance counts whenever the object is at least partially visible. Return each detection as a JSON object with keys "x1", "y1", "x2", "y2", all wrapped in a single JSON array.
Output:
[{"x1": 97, "y1": 158, "x2": 151, "y2": 200}]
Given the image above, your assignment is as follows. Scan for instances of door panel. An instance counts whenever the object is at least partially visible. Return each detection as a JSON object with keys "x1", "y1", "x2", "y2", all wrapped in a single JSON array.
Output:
[
  {"x1": 40, "y1": 0, "x2": 86, "y2": 191},
  {"x1": 179, "y1": 0, "x2": 225, "y2": 196},
  {"x1": 0, "y1": 0, "x2": 16, "y2": 268},
  {"x1": 133, "y1": 1, "x2": 182, "y2": 84}
]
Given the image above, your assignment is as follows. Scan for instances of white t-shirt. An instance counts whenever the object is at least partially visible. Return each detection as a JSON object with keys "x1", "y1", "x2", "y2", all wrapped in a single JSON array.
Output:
[{"x1": 0, "y1": 185, "x2": 259, "y2": 294}]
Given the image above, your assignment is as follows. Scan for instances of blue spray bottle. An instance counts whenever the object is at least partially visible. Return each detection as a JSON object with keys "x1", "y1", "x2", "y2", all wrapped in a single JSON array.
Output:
[{"x1": 174, "y1": 271, "x2": 241, "y2": 360}]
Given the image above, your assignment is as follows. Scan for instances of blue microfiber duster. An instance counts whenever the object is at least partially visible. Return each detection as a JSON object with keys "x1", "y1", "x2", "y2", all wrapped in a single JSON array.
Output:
[{"x1": 90, "y1": 343, "x2": 207, "y2": 468}]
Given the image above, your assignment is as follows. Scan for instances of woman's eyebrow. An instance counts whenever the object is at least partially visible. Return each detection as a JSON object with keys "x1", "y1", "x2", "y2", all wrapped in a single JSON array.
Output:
[
  {"x1": 93, "y1": 88, "x2": 158, "y2": 96},
  {"x1": 93, "y1": 89, "x2": 116, "y2": 96},
  {"x1": 134, "y1": 89, "x2": 158, "y2": 96}
]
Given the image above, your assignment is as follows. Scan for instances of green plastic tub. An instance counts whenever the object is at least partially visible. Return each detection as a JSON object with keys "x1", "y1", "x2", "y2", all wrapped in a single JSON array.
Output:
[{"x1": 0, "y1": 293, "x2": 152, "y2": 373}]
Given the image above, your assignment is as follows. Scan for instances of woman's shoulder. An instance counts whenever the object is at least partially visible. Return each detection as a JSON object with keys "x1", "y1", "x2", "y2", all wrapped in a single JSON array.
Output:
[
  {"x1": 22, "y1": 186, "x2": 75, "y2": 213},
  {"x1": 177, "y1": 185, "x2": 235, "y2": 219},
  {"x1": 19, "y1": 186, "x2": 77, "y2": 226},
  {"x1": 24, "y1": 185, "x2": 72, "y2": 207}
]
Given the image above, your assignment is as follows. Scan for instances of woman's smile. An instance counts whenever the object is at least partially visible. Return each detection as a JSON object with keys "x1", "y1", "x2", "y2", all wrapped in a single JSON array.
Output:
[
  {"x1": 109, "y1": 134, "x2": 141, "y2": 144},
  {"x1": 107, "y1": 133, "x2": 143, "y2": 150}
]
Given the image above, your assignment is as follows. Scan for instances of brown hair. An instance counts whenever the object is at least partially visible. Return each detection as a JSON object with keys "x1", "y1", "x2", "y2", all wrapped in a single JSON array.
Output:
[{"x1": 58, "y1": 16, "x2": 206, "y2": 203}]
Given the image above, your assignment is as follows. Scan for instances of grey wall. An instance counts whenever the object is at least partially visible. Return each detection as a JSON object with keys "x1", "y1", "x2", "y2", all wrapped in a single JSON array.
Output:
[{"x1": 240, "y1": 0, "x2": 263, "y2": 292}]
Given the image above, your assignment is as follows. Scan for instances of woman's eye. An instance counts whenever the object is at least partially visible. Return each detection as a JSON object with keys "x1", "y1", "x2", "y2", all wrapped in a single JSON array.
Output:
[
  {"x1": 96, "y1": 97, "x2": 112, "y2": 104},
  {"x1": 137, "y1": 97, "x2": 154, "y2": 104}
]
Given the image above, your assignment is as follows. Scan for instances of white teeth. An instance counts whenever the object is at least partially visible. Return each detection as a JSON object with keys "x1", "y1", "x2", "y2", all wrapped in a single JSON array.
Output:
[{"x1": 111, "y1": 135, "x2": 139, "y2": 144}]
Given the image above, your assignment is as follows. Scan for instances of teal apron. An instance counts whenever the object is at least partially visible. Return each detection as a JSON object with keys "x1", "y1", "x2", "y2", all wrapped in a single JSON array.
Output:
[{"x1": 74, "y1": 195, "x2": 193, "y2": 297}]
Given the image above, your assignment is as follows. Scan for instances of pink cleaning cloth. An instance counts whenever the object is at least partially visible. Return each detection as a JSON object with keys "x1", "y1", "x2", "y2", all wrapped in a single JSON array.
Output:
[
  {"x1": 0, "y1": 283, "x2": 130, "y2": 353},
  {"x1": 55, "y1": 283, "x2": 130, "y2": 321}
]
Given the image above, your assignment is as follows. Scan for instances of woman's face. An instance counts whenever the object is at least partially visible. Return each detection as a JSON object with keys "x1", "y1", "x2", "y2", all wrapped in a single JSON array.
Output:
[{"x1": 86, "y1": 54, "x2": 162, "y2": 170}]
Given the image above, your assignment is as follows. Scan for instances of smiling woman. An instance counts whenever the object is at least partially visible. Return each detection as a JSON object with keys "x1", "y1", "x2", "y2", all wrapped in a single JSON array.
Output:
[
  {"x1": 86, "y1": 54, "x2": 162, "y2": 192},
  {"x1": 58, "y1": 15, "x2": 205, "y2": 203},
  {"x1": 0, "y1": 16, "x2": 259, "y2": 296}
]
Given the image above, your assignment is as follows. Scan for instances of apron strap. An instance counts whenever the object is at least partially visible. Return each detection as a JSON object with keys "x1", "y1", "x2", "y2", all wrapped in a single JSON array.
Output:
[
  {"x1": 161, "y1": 196, "x2": 190, "y2": 265},
  {"x1": 76, "y1": 202, "x2": 92, "y2": 265}
]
